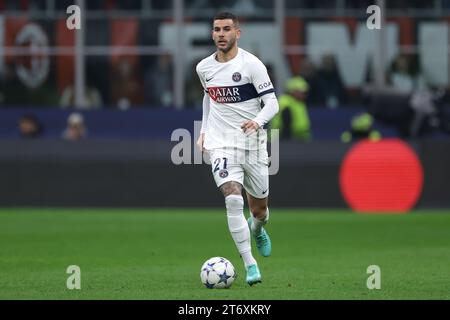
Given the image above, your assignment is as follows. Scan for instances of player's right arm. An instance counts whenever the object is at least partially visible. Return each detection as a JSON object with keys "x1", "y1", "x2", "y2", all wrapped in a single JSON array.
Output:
[
  {"x1": 197, "y1": 93, "x2": 210, "y2": 152},
  {"x1": 196, "y1": 62, "x2": 209, "y2": 152}
]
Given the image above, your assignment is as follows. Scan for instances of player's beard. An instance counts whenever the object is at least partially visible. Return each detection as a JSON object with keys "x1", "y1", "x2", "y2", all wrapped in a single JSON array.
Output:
[{"x1": 217, "y1": 37, "x2": 237, "y2": 54}]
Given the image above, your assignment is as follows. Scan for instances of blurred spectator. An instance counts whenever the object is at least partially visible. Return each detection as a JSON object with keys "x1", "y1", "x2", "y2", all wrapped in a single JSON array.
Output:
[
  {"x1": 364, "y1": 85, "x2": 445, "y2": 138},
  {"x1": 87, "y1": 56, "x2": 110, "y2": 105},
  {"x1": 388, "y1": 54, "x2": 426, "y2": 94},
  {"x1": 299, "y1": 57, "x2": 321, "y2": 105},
  {"x1": 18, "y1": 114, "x2": 43, "y2": 138},
  {"x1": 144, "y1": 54, "x2": 173, "y2": 107},
  {"x1": 59, "y1": 84, "x2": 103, "y2": 110},
  {"x1": 0, "y1": 63, "x2": 58, "y2": 106},
  {"x1": 341, "y1": 112, "x2": 381, "y2": 143},
  {"x1": 62, "y1": 112, "x2": 87, "y2": 141},
  {"x1": 316, "y1": 54, "x2": 346, "y2": 109},
  {"x1": 111, "y1": 58, "x2": 144, "y2": 109},
  {"x1": 270, "y1": 76, "x2": 311, "y2": 141}
]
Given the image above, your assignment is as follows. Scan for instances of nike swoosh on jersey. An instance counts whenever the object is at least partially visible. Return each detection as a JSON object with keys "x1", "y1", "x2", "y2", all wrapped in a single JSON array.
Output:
[{"x1": 206, "y1": 77, "x2": 214, "y2": 82}]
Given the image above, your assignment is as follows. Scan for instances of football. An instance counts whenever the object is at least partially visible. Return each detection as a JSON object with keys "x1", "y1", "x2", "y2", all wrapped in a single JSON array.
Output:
[{"x1": 200, "y1": 257, "x2": 236, "y2": 289}]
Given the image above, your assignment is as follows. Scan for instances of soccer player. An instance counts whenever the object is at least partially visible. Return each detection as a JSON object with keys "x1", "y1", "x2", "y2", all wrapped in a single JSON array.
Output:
[{"x1": 196, "y1": 12, "x2": 279, "y2": 285}]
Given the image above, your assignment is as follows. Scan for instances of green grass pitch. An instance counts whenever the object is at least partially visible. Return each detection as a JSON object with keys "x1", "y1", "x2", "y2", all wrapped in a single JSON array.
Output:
[{"x1": 0, "y1": 208, "x2": 449, "y2": 299}]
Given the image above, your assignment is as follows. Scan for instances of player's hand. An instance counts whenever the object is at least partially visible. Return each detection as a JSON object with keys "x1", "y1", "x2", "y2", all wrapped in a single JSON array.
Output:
[
  {"x1": 241, "y1": 120, "x2": 260, "y2": 135},
  {"x1": 196, "y1": 133, "x2": 206, "y2": 152}
]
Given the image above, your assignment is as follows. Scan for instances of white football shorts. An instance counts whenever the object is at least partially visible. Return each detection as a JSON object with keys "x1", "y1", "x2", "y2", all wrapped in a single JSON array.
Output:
[{"x1": 208, "y1": 147, "x2": 269, "y2": 199}]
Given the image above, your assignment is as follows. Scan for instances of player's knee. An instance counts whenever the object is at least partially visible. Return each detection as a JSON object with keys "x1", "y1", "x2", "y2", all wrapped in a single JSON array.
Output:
[
  {"x1": 220, "y1": 182, "x2": 242, "y2": 197},
  {"x1": 251, "y1": 204, "x2": 268, "y2": 219},
  {"x1": 225, "y1": 194, "x2": 244, "y2": 214}
]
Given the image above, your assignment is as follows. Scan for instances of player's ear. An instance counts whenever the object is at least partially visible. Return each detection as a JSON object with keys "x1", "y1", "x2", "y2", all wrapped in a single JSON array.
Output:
[{"x1": 236, "y1": 29, "x2": 241, "y2": 40}]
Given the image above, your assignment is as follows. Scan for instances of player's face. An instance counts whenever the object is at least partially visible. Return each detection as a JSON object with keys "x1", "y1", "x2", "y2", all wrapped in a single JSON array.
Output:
[{"x1": 212, "y1": 19, "x2": 240, "y2": 53}]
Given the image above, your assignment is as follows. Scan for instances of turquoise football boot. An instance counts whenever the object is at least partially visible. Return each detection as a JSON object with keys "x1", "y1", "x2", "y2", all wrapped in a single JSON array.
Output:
[
  {"x1": 246, "y1": 264, "x2": 262, "y2": 286},
  {"x1": 247, "y1": 217, "x2": 272, "y2": 257}
]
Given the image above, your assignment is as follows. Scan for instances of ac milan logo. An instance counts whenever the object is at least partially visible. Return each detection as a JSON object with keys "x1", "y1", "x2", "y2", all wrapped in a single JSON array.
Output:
[
  {"x1": 219, "y1": 169, "x2": 229, "y2": 178},
  {"x1": 232, "y1": 72, "x2": 241, "y2": 82},
  {"x1": 15, "y1": 23, "x2": 50, "y2": 89}
]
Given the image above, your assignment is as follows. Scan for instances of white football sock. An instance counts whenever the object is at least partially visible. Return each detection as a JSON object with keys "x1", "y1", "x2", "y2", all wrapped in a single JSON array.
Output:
[
  {"x1": 225, "y1": 195, "x2": 257, "y2": 267},
  {"x1": 251, "y1": 207, "x2": 269, "y2": 236}
]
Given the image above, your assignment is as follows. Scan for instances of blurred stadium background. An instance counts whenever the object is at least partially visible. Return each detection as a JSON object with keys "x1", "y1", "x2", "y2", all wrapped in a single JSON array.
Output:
[{"x1": 0, "y1": 0, "x2": 450, "y2": 299}]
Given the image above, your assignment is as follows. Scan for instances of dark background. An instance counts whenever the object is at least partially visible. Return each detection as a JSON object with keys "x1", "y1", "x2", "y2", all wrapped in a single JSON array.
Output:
[{"x1": 1, "y1": 139, "x2": 448, "y2": 208}]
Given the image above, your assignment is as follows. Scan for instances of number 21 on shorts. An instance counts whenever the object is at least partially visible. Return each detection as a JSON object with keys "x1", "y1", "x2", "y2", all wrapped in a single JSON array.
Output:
[{"x1": 214, "y1": 157, "x2": 229, "y2": 178}]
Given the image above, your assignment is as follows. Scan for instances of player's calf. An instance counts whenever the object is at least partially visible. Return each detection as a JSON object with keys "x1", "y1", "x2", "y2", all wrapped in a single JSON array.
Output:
[{"x1": 248, "y1": 212, "x2": 272, "y2": 257}]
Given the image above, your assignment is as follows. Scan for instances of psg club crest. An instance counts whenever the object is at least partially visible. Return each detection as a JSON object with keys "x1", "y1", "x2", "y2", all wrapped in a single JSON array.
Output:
[
  {"x1": 232, "y1": 72, "x2": 241, "y2": 82},
  {"x1": 219, "y1": 169, "x2": 229, "y2": 178}
]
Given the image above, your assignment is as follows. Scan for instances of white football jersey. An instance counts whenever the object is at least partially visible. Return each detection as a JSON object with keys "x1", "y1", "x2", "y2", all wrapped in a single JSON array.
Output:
[{"x1": 196, "y1": 48, "x2": 275, "y2": 150}]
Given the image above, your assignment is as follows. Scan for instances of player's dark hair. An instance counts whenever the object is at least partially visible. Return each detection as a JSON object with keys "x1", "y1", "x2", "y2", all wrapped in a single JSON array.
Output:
[{"x1": 213, "y1": 12, "x2": 239, "y2": 28}]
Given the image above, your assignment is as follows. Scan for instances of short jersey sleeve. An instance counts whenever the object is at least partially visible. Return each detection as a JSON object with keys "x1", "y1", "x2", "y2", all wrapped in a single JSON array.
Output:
[{"x1": 251, "y1": 59, "x2": 275, "y2": 97}]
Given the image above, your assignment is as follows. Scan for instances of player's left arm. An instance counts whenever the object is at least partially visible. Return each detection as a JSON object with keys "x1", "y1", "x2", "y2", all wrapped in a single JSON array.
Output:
[
  {"x1": 242, "y1": 93, "x2": 279, "y2": 134},
  {"x1": 241, "y1": 61, "x2": 279, "y2": 134}
]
